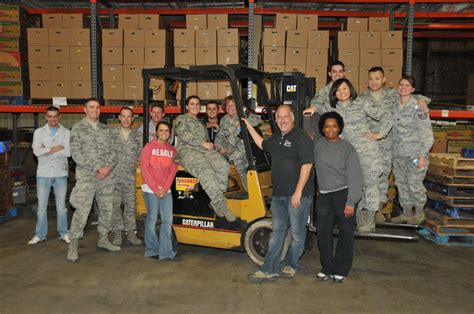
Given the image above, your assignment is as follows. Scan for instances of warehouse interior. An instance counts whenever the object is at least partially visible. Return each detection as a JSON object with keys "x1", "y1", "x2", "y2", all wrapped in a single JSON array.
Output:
[{"x1": 0, "y1": 0, "x2": 473, "y2": 312}]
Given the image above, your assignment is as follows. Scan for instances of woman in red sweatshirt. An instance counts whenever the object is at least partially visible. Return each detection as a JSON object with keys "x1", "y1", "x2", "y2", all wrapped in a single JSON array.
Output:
[{"x1": 140, "y1": 121, "x2": 177, "y2": 260}]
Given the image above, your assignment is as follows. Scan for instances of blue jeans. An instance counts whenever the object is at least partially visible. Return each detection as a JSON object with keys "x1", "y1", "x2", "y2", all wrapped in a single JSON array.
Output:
[
  {"x1": 35, "y1": 176, "x2": 69, "y2": 239},
  {"x1": 143, "y1": 192, "x2": 176, "y2": 260},
  {"x1": 261, "y1": 196, "x2": 312, "y2": 275}
]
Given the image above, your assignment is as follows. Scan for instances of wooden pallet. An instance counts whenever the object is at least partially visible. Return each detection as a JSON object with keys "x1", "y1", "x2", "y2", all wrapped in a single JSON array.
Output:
[
  {"x1": 429, "y1": 153, "x2": 474, "y2": 169},
  {"x1": 426, "y1": 190, "x2": 474, "y2": 207},
  {"x1": 428, "y1": 164, "x2": 474, "y2": 178},
  {"x1": 425, "y1": 171, "x2": 474, "y2": 185},
  {"x1": 424, "y1": 180, "x2": 474, "y2": 197},
  {"x1": 425, "y1": 207, "x2": 474, "y2": 228},
  {"x1": 419, "y1": 226, "x2": 474, "y2": 247},
  {"x1": 426, "y1": 199, "x2": 474, "y2": 219}
]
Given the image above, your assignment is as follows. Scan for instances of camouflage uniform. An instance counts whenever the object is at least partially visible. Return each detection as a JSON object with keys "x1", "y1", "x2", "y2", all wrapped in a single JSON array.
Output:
[
  {"x1": 317, "y1": 98, "x2": 388, "y2": 215},
  {"x1": 110, "y1": 127, "x2": 142, "y2": 234},
  {"x1": 174, "y1": 113, "x2": 229, "y2": 208},
  {"x1": 69, "y1": 118, "x2": 116, "y2": 239},
  {"x1": 215, "y1": 114, "x2": 248, "y2": 191},
  {"x1": 309, "y1": 82, "x2": 333, "y2": 111},
  {"x1": 391, "y1": 95, "x2": 433, "y2": 217},
  {"x1": 360, "y1": 88, "x2": 396, "y2": 203}
]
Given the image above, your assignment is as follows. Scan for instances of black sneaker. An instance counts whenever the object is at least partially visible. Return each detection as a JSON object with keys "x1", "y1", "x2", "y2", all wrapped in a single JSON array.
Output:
[
  {"x1": 333, "y1": 275, "x2": 346, "y2": 283},
  {"x1": 316, "y1": 272, "x2": 331, "y2": 281}
]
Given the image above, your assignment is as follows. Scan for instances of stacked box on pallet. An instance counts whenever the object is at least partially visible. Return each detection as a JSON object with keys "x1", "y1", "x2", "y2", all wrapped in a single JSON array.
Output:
[
  {"x1": 28, "y1": 13, "x2": 91, "y2": 99},
  {"x1": 0, "y1": 5, "x2": 23, "y2": 99},
  {"x1": 339, "y1": 17, "x2": 403, "y2": 94},
  {"x1": 421, "y1": 153, "x2": 474, "y2": 246},
  {"x1": 306, "y1": 30, "x2": 328, "y2": 91}
]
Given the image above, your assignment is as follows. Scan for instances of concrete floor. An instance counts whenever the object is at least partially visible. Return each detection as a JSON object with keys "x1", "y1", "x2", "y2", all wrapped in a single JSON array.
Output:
[{"x1": 0, "y1": 208, "x2": 473, "y2": 314}]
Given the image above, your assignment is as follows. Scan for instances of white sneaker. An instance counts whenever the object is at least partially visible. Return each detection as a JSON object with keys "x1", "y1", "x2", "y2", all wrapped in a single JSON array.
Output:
[
  {"x1": 333, "y1": 275, "x2": 346, "y2": 283},
  {"x1": 60, "y1": 234, "x2": 71, "y2": 244},
  {"x1": 281, "y1": 266, "x2": 297, "y2": 278},
  {"x1": 28, "y1": 235, "x2": 46, "y2": 245}
]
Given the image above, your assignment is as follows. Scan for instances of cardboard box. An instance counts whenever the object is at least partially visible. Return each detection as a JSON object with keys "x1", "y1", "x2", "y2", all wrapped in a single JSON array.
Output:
[
  {"x1": 50, "y1": 64, "x2": 71, "y2": 81},
  {"x1": 357, "y1": 83, "x2": 367, "y2": 95},
  {"x1": 263, "y1": 47, "x2": 285, "y2": 65},
  {"x1": 275, "y1": 13, "x2": 297, "y2": 30},
  {"x1": 0, "y1": 81, "x2": 21, "y2": 96},
  {"x1": 359, "y1": 66, "x2": 370, "y2": 84},
  {"x1": 42, "y1": 14, "x2": 62, "y2": 28},
  {"x1": 104, "y1": 82, "x2": 124, "y2": 100},
  {"x1": 297, "y1": 14, "x2": 318, "y2": 31},
  {"x1": 174, "y1": 29, "x2": 195, "y2": 47},
  {"x1": 217, "y1": 81, "x2": 233, "y2": 99},
  {"x1": 382, "y1": 49, "x2": 403, "y2": 66},
  {"x1": 102, "y1": 47, "x2": 123, "y2": 64},
  {"x1": 144, "y1": 30, "x2": 166, "y2": 47},
  {"x1": 0, "y1": 37, "x2": 19, "y2": 51},
  {"x1": 49, "y1": 46, "x2": 70, "y2": 63},
  {"x1": 124, "y1": 29, "x2": 145, "y2": 47},
  {"x1": 139, "y1": 14, "x2": 159, "y2": 30},
  {"x1": 70, "y1": 64, "x2": 91, "y2": 81},
  {"x1": 102, "y1": 29, "x2": 123, "y2": 47},
  {"x1": 207, "y1": 14, "x2": 228, "y2": 29},
  {"x1": 70, "y1": 81, "x2": 91, "y2": 99},
  {"x1": 174, "y1": 47, "x2": 195, "y2": 65},
  {"x1": 447, "y1": 140, "x2": 474, "y2": 154},
  {"x1": 28, "y1": 47, "x2": 49, "y2": 64},
  {"x1": 369, "y1": 17, "x2": 389, "y2": 32},
  {"x1": 124, "y1": 82, "x2": 144, "y2": 100},
  {"x1": 217, "y1": 29, "x2": 239, "y2": 47},
  {"x1": 27, "y1": 28, "x2": 48, "y2": 46},
  {"x1": 187, "y1": 14, "x2": 207, "y2": 30},
  {"x1": 360, "y1": 49, "x2": 381, "y2": 67},
  {"x1": 305, "y1": 66, "x2": 327, "y2": 89},
  {"x1": 123, "y1": 65, "x2": 143, "y2": 82},
  {"x1": 308, "y1": 31, "x2": 329, "y2": 49},
  {"x1": 29, "y1": 64, "x2": 50, "y2": 81},
  {"x1": 263, "y1": 64, "x2": 285, "y2": 72},
  {"x1": 176, "y1": 81, "x2": 197, "y2": 100},
  {"x1": 286, "y1": 48, "x2": 307, "y2": 66},
  {"x1": 70, "y1": 46, "x2": 90, "y2": 64},
  {"x1": 286, "y1": 30, "x2": 308, "y2": 48},
  {"x1": 47, "y1": 29, "x2": 68, "y2": 46},
  {"x1": 432, "y1": 126, "x2": 473, "y2": 140},
  {"x1": 196, "y1": 29, "x2": 217, "y2": 47},
  {"x1": 102, "y1": 65, "x2": 123, "y2": 82},
  {"x1": 384, "y1": 67, "x2": 402, "y2": 86},
  {"x1": 124, "y1": 47, "x2": 144, "y2": 65},
  {"x1": 217, "y1": 47, "x2": 238, "y2": 65},
  {"x1": 68, "y1": 28, "x2": 90, "y2": 46},
  {"x1": 347, "y1": 17, "x2": 368, "y2": 32},
  {"x1": 381, "y1": 31, "x2": 403, "y2": 48},
  {"x1": 285, "y1": 64, "x2": 306, "y2": 73},
  {"x1": 306, "y1": 48, "x2": 328, "y2": 66},
  {"x1": 360, "y1": 32, "x2": 381, "y2": 49},
  {"x1": 0, "y1": 5, "x2": 19, "y2": 21},
  {"x1": 30, "y1": 81, "x2": 51, "y2": 98},
  {"x1": 263, "y1": 29, "x2": 286, "y2": 47},
  {"x1": 62, "y1": 14, "x2": 83, "y2": 28},
  {"x1": 197, "y1": 81, "x2": 218, "y2": 99},
  {"x1": 196, "y1": 47, "x2": 217, "y2": 65},
  {"x1": 338, "y1": 49, "x2": 359, "y2": 67},
  {"x1": 0, "y1": 21, "x2": 20, "y2": 37},
  {"x1": 144, "y1": 48, "x2": 165, "y2": 66},
  {"x1": 149, "y1": 77, "x2": 165, "y2": 101},
  {"x1": 119, "y1": 14, "x2": 139, "y2": 29},
  {"x1": 344, "y1": 66, "x2": 359, "y2": 83},
  {"x1": 0, "y1": 51, "x2": 21, "y2": 66},
  {"x1": 338, "y1": 32, "x2": 359, "y2": 49},
  {"x1": 50, "y1": 81, "x2": 71, "y2": 97},
  {"x1": 430, "y1": 139, "x2": 447, "y2": 154}
]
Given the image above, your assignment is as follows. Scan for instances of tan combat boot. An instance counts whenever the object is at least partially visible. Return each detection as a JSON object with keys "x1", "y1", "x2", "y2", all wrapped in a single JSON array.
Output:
[{"x1": 67, "y1": 238, "x2": 79, "y2": 262}]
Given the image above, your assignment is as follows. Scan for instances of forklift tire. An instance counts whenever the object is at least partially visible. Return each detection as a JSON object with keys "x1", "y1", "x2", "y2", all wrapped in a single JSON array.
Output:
[{"x1": 244, "y1": 218, "x2": 291, "y2": 266}]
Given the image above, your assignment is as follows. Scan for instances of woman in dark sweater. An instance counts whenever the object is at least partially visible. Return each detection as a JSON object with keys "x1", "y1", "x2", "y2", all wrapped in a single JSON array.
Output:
[{"x1": 314, "y1": 111, "x2": 363, "y2": 283}]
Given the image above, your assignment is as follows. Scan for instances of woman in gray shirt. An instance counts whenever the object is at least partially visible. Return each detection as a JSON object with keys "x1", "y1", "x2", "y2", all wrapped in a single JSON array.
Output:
[{"x1": 314, "y1": 111, "x2": 363, "y2": 283}]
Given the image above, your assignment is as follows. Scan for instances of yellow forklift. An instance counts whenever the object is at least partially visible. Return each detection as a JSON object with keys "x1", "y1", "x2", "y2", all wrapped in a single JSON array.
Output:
[{"x1": 135, "y1": 65, "x2": 417, "y2": 265}]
